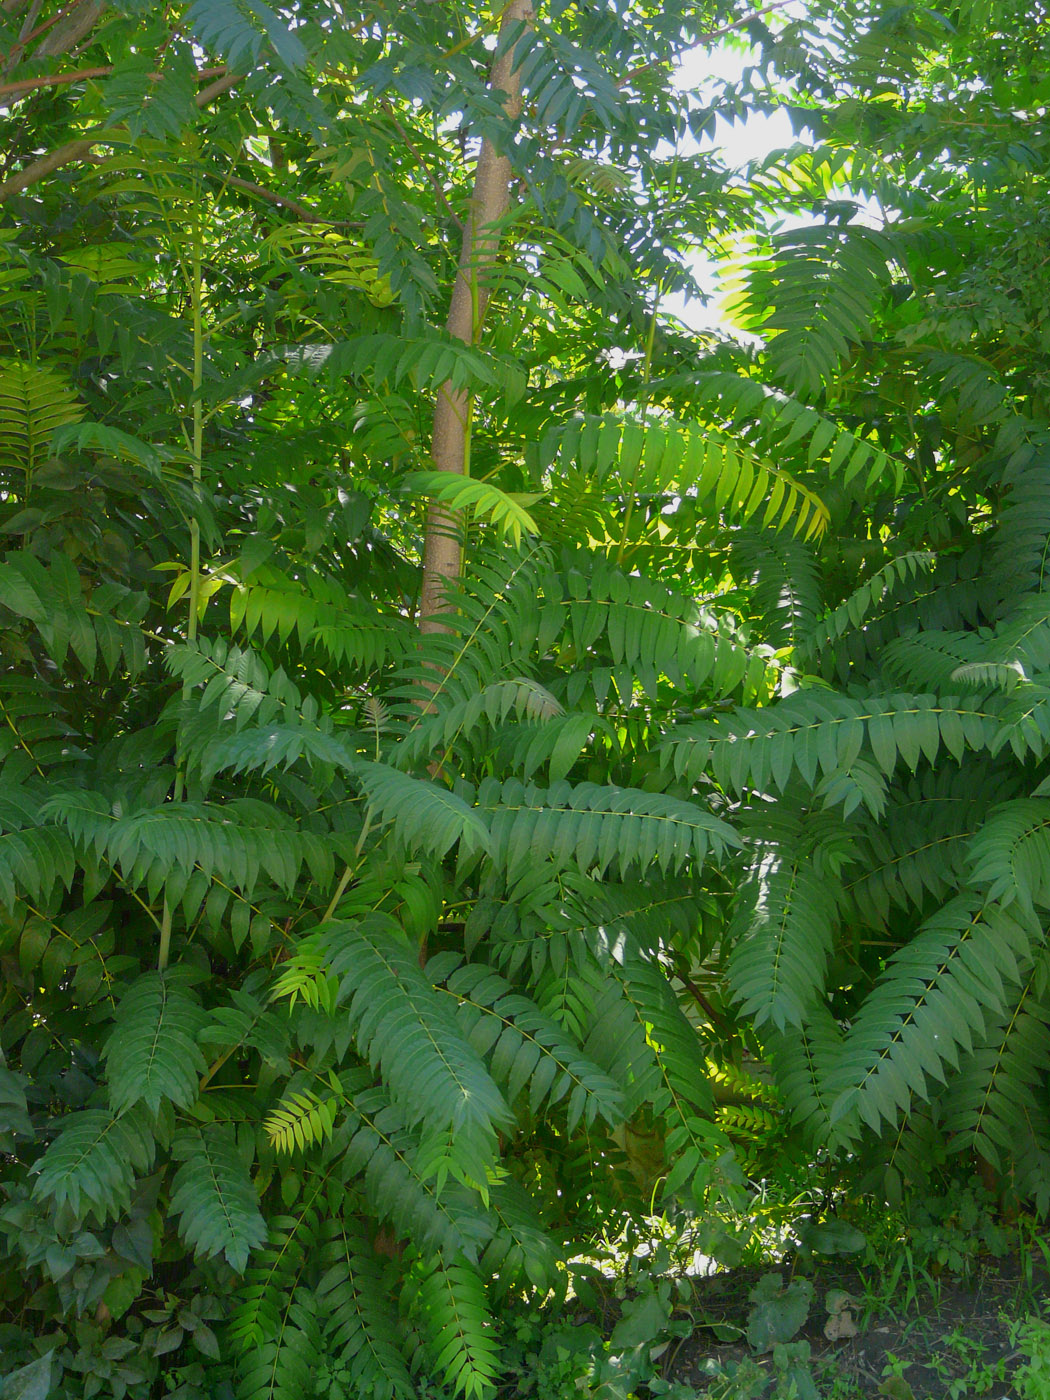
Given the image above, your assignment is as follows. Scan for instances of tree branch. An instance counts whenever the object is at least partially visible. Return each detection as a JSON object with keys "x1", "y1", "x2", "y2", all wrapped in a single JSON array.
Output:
[
  {"x1": 0, "y1": 61, "x2": 226, "y2": 99},
  {"x1": 218, "y1": 173, "x2": 329, "y2": 223},
  {"x1": 3, "y1": 0, "x2": 43, "y2": 74},
  {"x1": 0, "y1": 68, "x2": 242, "y2": 200},
  {"x1": 380, "y1": 98, "x2": 464, "y2": 232},
  {"x1": 677, "y1": 970, "x2": 731, "y2": 1035},
  {"x1": 195, "y1": 70, "x2": 240, "y2": 106},
  {"x1": 2, "y1": 0, "x2": 91, "y2": 70},
  {"x1": 0, "y1": 133, "x2": 96, "y2": 197},
  {"x1": 0, "y1": 63, "x2": 106, "y2": 96},
  {"x1": 33, "y1": 0, "x2": 104, "y2": 59}
]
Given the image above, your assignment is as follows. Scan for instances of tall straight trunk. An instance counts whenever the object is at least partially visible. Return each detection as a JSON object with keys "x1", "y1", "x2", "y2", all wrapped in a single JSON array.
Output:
[{"x1": 418, "y1": 0, "x2": 531, "y2": 632}]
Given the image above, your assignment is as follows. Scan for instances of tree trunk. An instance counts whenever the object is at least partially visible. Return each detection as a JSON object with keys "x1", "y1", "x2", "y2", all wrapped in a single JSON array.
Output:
[{"x1": 418, "y1": 0, "x2": 531, "y2": 632}]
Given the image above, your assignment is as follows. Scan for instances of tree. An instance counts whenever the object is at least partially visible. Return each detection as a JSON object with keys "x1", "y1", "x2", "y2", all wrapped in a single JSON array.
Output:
[{"x1": 0, "y1": 2, "x2": 828, "y2": 1395}]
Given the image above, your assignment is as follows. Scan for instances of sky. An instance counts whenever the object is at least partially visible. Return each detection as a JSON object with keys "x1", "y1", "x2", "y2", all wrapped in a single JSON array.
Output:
[{"x1": 665, "y1": 39, "x2": 800, "y2": 333}]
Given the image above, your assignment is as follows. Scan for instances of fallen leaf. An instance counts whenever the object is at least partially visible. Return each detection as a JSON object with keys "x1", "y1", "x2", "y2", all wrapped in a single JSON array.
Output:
[
  {"x1": 824, "y1": 1308, "x2": 858, "y2": 1340},
  {"x1": 878, "y1": 1377, "x2": 916, "y2": 1400}
]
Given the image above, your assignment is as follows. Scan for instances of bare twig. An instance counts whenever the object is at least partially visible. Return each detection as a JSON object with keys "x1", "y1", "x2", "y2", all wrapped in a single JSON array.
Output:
[
  {"x1": 195, "y1": 70, "x2": 240, "y2": 105},
  {"x1": 0, "y1": 63, "x2": 109, "y2": 96},
  {"x1": 678, "y1": 970, "x2": 732, "y2": 1035},
  {"x1": 693, "y1": 0, "x2": 799, "y2": 44}
]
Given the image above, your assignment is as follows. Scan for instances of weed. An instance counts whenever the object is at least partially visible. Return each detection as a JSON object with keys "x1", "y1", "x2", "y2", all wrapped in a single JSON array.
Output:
[
  {"x1": 857, "y1": 1234, "x2": 941, "y2": 1320},
  {"x1": 691, "y1": 1355, "x2": 769, "y2": 1400},
  {"x1": 1013, "y1": 1315, "x2": 1050, "y2": 1400},
  {"x1": 880, "y1": 1352, "x2": 909, "y2": 1383},
  {"x1": 906, "y1": 1180, "x2": 1009, "y2": 1278},
  {"x1": 683, "y1": 1347, "x2": 823, "y2": 1400},
  {"x1": 925, "y1": 1328, "x2": 1008, "y2": 1399},
  {"x1": 770, "y1": 1340, "x2": 820, "y2": 1399},
  {"x1": 1014, "y1": 1215, "x2": 1050, "y2": 1313},
  {"x1": 747, "y1": 1274, "x2": 814, "y2": 1352}
]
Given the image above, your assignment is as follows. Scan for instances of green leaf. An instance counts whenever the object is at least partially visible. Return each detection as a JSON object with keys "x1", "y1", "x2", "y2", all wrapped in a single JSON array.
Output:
[
  {"x1": 0, "y1": 359, "x2": 82, "y2": 478},
  {"x1": 355, "y1": 764, "x2": 492, "y2": 859},
  {"x1": 795, "y1": 1217, "x2": 866, "y2": 1255},
  {"x1": 2, "y1": 1351, "x2": 55, "y2": 1400},
  {"x1": 50, "y1": 421, "x2": 161, "y2": 474},
  {"x1": 187, "y1": 0, "x2": 307, "y2": 69},
  {"x1": 33, "y1": 1107, "x2": 156, "y2": 1221},
  {"x1": 431, "y1": 953, "x2": 624, "y2": 1129},
  {"x1": 170, "y1": 1124, "x2": 267, "y2": 1272},
  {"x1": 406, "y1": 471, "x2": 541, "y2": 547},
  {"x1": 103, "y1": 973, "x2": 208, "y2": 1115},
  {"x1": 609, "y1": 1287, "x2": 671, "y2": 1349},
  {"x1": 413, "y1": 1257, "x2": 500, "y2": 1400},
  {"x1": 477, "y1": 777, "x2": 739, "y2": 877},
  {"x1": 325, "y1": 917, "x2": 513, "y2": 1161},
  {"x1": 746, "y1": 1274, "x2": 813, "y2": 1352}
]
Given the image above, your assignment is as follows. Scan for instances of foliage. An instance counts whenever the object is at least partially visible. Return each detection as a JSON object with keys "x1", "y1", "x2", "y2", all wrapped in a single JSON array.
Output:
[
  {"x1": 746, "y1": 1274, "x2": 814, "y2": 1354},
  {"x1": 713, "y1": 0, "x2": 1050, "y2": 1214},
  {"x1": 1015, "y1": 1317, "x2": 1050, "y2": 1400},
  {"x1": 3, "y1": 0, "x2": 1050, "y2": 1397}
]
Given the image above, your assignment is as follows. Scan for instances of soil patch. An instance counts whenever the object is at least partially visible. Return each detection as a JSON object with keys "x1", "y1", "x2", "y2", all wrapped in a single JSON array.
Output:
[{"x1": 663, "y1": 1251, "x2": 1049, "y2": 1399}]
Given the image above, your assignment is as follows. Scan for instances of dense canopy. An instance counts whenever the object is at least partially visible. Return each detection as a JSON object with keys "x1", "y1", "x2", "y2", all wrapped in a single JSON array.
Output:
[{"x1": 2, "y1": 1, "x2": 1050, "y2": 1396}]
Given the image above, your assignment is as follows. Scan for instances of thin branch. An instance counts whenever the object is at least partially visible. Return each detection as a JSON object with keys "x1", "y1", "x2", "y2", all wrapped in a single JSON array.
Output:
[
  {"x1": 617, "y1": 0, "x2": 799, "y2": 88},
  {"x1": 692, "y1": 0, "x2": 798, "y2": 44},
  {"x1": 677, "y1": 969, "x2": 732, "y2": 1035},
  {"x1": 153, "y1": 19, "x2": 180, "y2": 64},
  {"x1": 219, "y1": 172, "x2": 328, "y2": 223},
  {"x1": 218, "y1": 166, "x2": 360, "y2": 229},
  {"x1": 380, "y1": 99, "x2": 465, "y2": 231},
  {"x1": 0, "y1": 0, "x2": 76, "y2": 65},
  {"x1": 0, "y1": 63, "x2": 109, "y2": 96},
  {"x1": 0, "y1": 60, "x2": 226, "y2": 99},
  {"x1": 1, "y1": 0, "x2": 42, "y2": 73},
  {"x1": 195, "y1": 69, "x2": 240, "y2": 105},
  {"x1": 0, "y1": 68, "x2": 242, "y2": 201}
]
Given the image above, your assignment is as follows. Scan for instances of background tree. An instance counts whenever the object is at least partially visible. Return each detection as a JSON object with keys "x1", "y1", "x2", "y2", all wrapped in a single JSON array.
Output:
[{"x1": 705, "y1": 0, "x2": 1050, "y2": 1204}]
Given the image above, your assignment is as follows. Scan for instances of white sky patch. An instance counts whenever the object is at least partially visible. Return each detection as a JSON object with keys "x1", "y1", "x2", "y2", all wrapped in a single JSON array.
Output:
[
  {"x1": 663, "y1": 16, "x2": 889, "y2": 339},
  {"x1": 663, "y1": 13, "x2": 853, "y2": 340},
  {"x1": 676, "y1": 40, "x2": 797, "y2": 160},
  {"x1": 662, "y1": 41, "x2": 799, "y2": 335}
]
